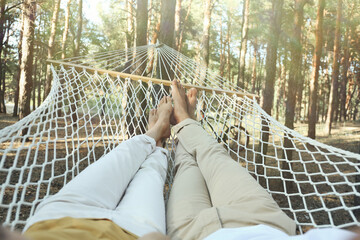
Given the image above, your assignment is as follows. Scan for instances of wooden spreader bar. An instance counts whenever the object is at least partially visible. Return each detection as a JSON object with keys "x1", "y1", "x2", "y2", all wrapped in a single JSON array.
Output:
[{"x1": 47, "y1": 59, "x2": 258, "y2": 99}]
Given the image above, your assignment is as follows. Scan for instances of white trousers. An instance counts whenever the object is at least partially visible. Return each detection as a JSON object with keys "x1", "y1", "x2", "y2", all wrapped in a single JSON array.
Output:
[{"x1": 23, "y1": 135, "x2": 168, "y2": 237}]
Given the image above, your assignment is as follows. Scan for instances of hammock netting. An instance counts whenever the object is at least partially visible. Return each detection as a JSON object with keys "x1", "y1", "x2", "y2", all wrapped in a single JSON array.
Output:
[{"x1": 0, "y1": 44, "x2": 359, "y2": 233}]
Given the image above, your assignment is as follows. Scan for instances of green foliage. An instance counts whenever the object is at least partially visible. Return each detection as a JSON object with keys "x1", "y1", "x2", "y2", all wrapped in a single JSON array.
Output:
[
  {"x1": 94, "y1": 0, "x2": 127, "y2": 51},
  {"x1": 0, "y1": 0, "x2": 359, "y2": 122}
]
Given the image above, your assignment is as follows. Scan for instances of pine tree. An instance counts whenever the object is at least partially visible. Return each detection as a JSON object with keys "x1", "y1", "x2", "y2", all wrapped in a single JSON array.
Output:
[
  {"x1": 237, "y1": 0, "x2": 250, "y2": 89},
  {"x1": 19, "y1": 0, "x2": 37, "y2": 124},
  {"x1": 44, "y1": 0, "x2": 61, "y2": 98},
  {"x1": 324, "y1": 0, "x2": 341, "y2": 136},
  {"x1": 308, "y1": 0, "x2": 325, "y2": 139}
]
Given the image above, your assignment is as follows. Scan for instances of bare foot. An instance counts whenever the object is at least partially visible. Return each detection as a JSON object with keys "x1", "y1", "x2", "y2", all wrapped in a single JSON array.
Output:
[
  {"x1": 148, "y1": 109, "x2": 157, "y2": 129},
  {"x1": 171, "y1": 80, "x2": 190, "y2": 124},
  {"x1": 156, "y1": 96, "x2": 172, "y2": 139},
  {"x1": 146, "y1": 96, "x2": 172, "y2": 146},
  {"x1": 187, "y1": 88, "x2": 197, "y2": 120}
]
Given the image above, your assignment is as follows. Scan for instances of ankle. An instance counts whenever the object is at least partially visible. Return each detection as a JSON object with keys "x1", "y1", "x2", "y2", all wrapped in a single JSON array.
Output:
[
  {"x1": 156, "y1": 140, "x2": 163, "y2": 147},
  {"x1": 145, "y1": 130, "x2": 159, "y2": 143},
  {"x1": 176, "y1": 114, "x2": 190, "y2": 123}
]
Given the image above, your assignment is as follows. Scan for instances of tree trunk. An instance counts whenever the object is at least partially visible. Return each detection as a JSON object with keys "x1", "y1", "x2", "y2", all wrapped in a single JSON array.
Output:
[
  {"x1": 339, "y1": 28, "x2": 350, "y2": 121},
  {"x1": 275, "y1": 56, "x2": 283, "y2": 121},
  {"x1": 151, "y1": 17, "x2": 160, "y2": 45},
  {"x1": 237, "y1": 0, "x2": 250, "y2": 89},
  {"x1": 198, "y1": 0, "x2": 212, "y2": 117},
  {"x1": 0, "y1": 53, "x2": 5, "y2": 113},
  {"x1": 159, "y1": 0, "x2": 176, "y2": 80},
  {"x1": 177, "y1": 0, "x2": 192, "y2": 52},
  {"x1": 251, "y1": 38, "x2": 258, "y2": 93},
  {"x1": 32, "y1": 13, "x2": 42, "y2": 110},
  {"x1": 32, "y1": 56, "x2": 37, "y2": 110},
  {"x1": 37, "y1": 62, "x2": 42, "y2": 106},
  {"x1": 147, "y1": 18, "x2": 160, "y2": 73},
  {"x1": 308, "y1": 0, "x2": 325, "y2": 139},
  {"x1": 261, "y1": 0, "x2": 283, "y2": 116},
  {"x1": 285, "y1": 0, "x2": 307, "y2": 131},
  {"x1": 353, "y1": 84, "x2": 360, "y2": 121},
  {"x1": 323, "y1": 49, "x2": 331, "y2": 121},
  {"x1": 319, "y1": 72, "x2": 326, "y2": 122},
  {"x1": 226, "y1": 13, "x2": 231, "y2": 86},
  {"x1": 282, "y1": 0, "x2": 308, "y2": 192},
  {"x1": 296, "y1": 33, "x2": 308, "y2": 123},
  {"x1": 147, "y1": 0, "x2": 152, "y2": 42},
  {"x1": 0, "y1": 0, "x2": 6, "y2": 113},
  {"x1": 19, "y1": 0, "x2": 36, "y2": 125},
  {"x1": 136, "y1": 0, "x2": 148, "y2": 50},
  {"x1": 345, "y1": 75, "x2": 355, "y2": 116},
  {"x1": 219, "y1": 14, "x2": 225, "y2": 77},
  {"x1": 61, "y1": 0, "x2": 72, "y2": 59},
  {"x1": 257, "y1": 0, "x2": 283, "y2": 178},
  {"x1": 334, "y1": 95, "x2": 340, "y2": 122},
  {"x1": 174, "y1": 0, "x2": 181, "y2": 50},
  {"x1": 256, "y1": 56, "x2": 264, "y2": 96},
  {"x1": 324, "y1": 0, "x2": 341, "y2": 135},
  {"x1": 296, "y1": 72, "x2": 305, "y2": 121},
  {"x1": 135, "y1": 0, "x2": 148, "y2": 134},
  {"x1": 125, "y1": 0, "x2": 134, "y2": 56},
  {"x1": 44, "y1": 0, "x2": 61, "y2": 99},
  {"x1": 74, "y1": 0, "x2": 82, "y2": 57},
  {"x1": 13, "y1": 12, "x2": 24, "y2": 117},
  {"x1": 159, "y1": 0, "x2": 176, "y2": 48},
  {"x1": 199, "y1": 0, "x2": 212, "y2": 84},
  {"x1": 69, "y1": 0, "x2": 83, "y2": 123}
]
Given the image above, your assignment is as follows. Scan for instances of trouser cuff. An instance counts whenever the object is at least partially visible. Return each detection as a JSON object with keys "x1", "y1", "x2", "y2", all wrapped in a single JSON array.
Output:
[{"x1": 173, "y1": 118, "x2": 201, "y2": 135}]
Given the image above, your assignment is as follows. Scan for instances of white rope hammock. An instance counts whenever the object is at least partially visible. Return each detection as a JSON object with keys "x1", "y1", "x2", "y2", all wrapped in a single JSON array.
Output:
[{"x1": 0, "y1": 44, "x2": 359, "y2": 234}]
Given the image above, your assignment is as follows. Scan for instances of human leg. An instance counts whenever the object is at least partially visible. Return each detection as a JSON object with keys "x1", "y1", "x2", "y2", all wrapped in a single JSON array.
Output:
[
  {"x1": 24, "y1": 97, "x2": 173, "y2": 232},
  {"x1": 171, "y1": 81, "x2": 296, "y2": 235},
  {"x1": 113, "y1": 97, "x2": 173, "y2": 237},
  {"x1": 167, "y1": 82, "x2": 221, "y2": 239},
  {"x1": 24, "y1": 134, "x2": 158, "y2": 232},
  {"x1": 167, "y1": 142, "x2": 219, "y2": 240},
  {"x1": 113, "y1": 147, "x2": 168, "y2": 237}
]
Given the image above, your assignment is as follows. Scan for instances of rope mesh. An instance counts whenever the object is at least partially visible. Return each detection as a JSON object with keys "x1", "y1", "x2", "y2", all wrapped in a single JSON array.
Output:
[{"x1": 0, "y1": 44, "x2": 359, "y2": 233}]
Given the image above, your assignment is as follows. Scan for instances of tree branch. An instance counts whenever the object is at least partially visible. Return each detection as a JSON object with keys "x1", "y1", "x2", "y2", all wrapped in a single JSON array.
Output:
[{"x1": 4, "y1": 1, "x2": 23, "y2": 13}]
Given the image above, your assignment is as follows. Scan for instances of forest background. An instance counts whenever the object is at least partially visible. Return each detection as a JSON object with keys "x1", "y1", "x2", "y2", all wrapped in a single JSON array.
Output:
[{"x1": 0, "y1": 0, "x2": 359, "y2": 150}]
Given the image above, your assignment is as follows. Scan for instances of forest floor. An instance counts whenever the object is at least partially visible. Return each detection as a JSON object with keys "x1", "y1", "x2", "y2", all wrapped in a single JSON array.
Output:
[
  {"x1": 1, "y1": 113, "x2": 359, "y2": 153},
  {"x1": 294, "y1": 121, "x2": 360, "y2": 154}
]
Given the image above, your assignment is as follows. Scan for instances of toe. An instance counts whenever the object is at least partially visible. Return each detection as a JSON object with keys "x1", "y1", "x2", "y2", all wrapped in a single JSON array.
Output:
[
  {"x1": 186, "y1": 91, "x2": 191, "y2": 98},
  {"x1": 187, "y1": 89, "x2": 197, "y2": 101},
  {"x1": 172, "y1": 80, "x2": 177, "y2": 89},
  {"x1": 190, "y1": 88, "x2": 197, "y2": 96},
  {"x1": 176, "y1": 80, "x2": 181, "y2": 90}
]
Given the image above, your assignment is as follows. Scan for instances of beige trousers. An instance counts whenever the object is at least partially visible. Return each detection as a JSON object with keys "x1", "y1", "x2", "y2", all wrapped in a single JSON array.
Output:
[{"x1": 166, "y1": 119, "x2": 296, "y2": 240}]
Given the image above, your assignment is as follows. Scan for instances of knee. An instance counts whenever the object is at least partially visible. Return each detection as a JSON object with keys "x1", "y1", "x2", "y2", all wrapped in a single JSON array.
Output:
[{"x1": 174, "y1": 155, "x2": 198, "y2": 174}]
